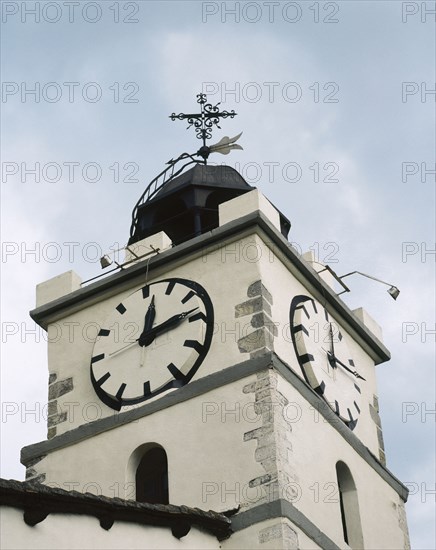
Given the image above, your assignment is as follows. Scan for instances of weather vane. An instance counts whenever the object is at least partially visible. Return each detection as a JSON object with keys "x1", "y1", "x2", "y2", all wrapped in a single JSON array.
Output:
[
  {"x1": 130, "y1": 93, "x2": 243, "y2": 236},
  {"x1": 169, "y1": 92, "x2": 242, "y2": 161}
]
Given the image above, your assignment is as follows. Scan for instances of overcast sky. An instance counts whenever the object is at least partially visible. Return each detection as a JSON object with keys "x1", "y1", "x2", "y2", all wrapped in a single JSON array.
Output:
[{"x1": 1, "y1": 1, "x2": 435, "y2": 548}]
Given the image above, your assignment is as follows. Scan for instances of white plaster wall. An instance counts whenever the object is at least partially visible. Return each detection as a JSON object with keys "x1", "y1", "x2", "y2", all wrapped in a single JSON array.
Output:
[
  {"x1": 29, "y1": 365, "x2": 406, "y2": 549},
  {"x1": 32, "y1": 375, "x2": 266, "y2": 512},
  {"x1": 0, "y1": 506, "x2": 220, "y2": 550},
  {"x1": 274, "y1": 374, "x2": 406, "y2": 550}
]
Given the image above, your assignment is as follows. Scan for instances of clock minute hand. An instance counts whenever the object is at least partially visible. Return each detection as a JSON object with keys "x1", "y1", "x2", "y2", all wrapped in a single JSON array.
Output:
[
  {"x1": 321, "y1": 348, "x2": 366, "y2": 381},
  {"x1": 151, "y1": 307, "x2": 199, "y2": 336},
  {"x1": 329, "y1": 323, "x2": 335, "y2": 356},
  {"x1": 331, "y1": 354, "x2": 366, "y2": 381},
  {"x1": 139, "y1": 307, "x2": 199, "y2": 346}
]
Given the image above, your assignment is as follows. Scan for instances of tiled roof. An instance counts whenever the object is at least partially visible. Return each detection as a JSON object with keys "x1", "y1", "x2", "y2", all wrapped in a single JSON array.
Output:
[{"x1": 0, "y1": 478, "x2": 232, "y2": 540}]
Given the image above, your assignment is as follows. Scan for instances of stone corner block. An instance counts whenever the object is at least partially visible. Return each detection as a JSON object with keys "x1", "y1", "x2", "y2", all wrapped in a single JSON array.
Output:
[{"x1": 48, "y1": 377, "x2": 73, "y2": 400}]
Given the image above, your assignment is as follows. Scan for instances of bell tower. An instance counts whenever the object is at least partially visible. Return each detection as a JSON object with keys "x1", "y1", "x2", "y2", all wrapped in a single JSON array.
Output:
[{"x1": 19, "y1": 94, "x2": 410, "y2": 549}]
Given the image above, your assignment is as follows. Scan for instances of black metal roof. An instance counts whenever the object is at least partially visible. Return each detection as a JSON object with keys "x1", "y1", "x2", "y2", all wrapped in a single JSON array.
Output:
[{"x1": 151, "y1": 164, "x2": 252, "y2": 202}]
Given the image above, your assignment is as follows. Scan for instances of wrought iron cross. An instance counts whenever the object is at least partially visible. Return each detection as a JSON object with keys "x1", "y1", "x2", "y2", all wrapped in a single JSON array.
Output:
[{"x1": 169, "y1": 93, "x2": 237, "y2": 148}]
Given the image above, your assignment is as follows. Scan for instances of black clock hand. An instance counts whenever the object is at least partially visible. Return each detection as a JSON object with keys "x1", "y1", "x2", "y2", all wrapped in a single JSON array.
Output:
[
  {"x1": 138, "y1": 296, "x2": 156, "y2": 347},
  {"x1": 323, "y1": 349, "x2": 366, "y2": 381},
  {"x1": 333, "y1": 356, "x2": 366, "y2": 380},
  {"x1": 139, "y1": 307, "x2": 199, "y2": 347},
  {"x1": 329, "y1": 323, "x2": 335, "y2": 356},
  {"x1": 325, "y1": 324, "x2": 337, "y2": 369}
]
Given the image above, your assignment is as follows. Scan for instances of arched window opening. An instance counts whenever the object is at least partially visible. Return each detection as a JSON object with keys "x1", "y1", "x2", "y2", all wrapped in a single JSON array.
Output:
[
  {"x1": 336, "y1": 461, "x2": 364, "y2": 549},
  {"x1": 136, "y1": 446, "x2": 169, "y2": 504}
]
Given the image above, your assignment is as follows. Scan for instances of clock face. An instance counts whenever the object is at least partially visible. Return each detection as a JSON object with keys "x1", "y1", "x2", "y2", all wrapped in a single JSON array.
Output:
[
  {"x1": 290, "y1": 295, "x2": 363, "y2": 429},
  {"x1": 90, "y1": 278, "x2": 214, "y2": 411}
]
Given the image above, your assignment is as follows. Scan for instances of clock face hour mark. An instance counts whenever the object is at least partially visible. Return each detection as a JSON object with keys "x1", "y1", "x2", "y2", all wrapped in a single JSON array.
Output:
[
  {"x1": 167, "y1": 362, "x2": 185, "y2": 381},
  {"x1": 295, "y1": 304, "x2": 310, "y2": 320},
  {"x1": 116, "y1": 383, "x2": 127, "y2": 400},
  {"x1": 188, "y1": 311, "x2": 207, "y2": 323},
  {"x1": 165, "y1": 281, "x2": 176, "y2": 295},
  {"x1": 97, "y1": 372, "x2": 111, "y2": 386},
  {"x1": 354, "y1": 383, "x2": 361, "y2": 394},
  {"x1": 354, "y1": 401, "x2": 360, "y2": 414},
  {"x1": 142, "y1": 286, "x2": 150, "y2": 299},
  {"x1": 143, "y1": 381, "x2": 151, "y2": 397},
  {"x1": 181, "y1": 290, "x2": 195, "y2": 304},
  {"x1": 184, "y1": 339, "x2": 204, "y2": 354},
  {"x1": 314, "y1": 380, "x2": 326, "y2": 396},
  {"x1": 116, "y1": 303, "x2": 126, "y2": 314},
  {"x1": 91, "y1": 353, "x2": 105, "y2": 364},
  {"x1": 98, "y1": 329, "x2": 110, "y2": 337},
  {"x1": 292, "y1": 324, "x2": 309, "y2": 336},
  {"x1": 298, "y1": 353, "x2": 314, "y2": 365},
  {"x1": 348, "y1": 418, "x2": 357, "y2": 431}
]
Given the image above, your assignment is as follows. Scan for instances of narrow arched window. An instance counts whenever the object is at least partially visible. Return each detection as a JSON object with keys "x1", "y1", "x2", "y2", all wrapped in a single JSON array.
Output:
[
  {"x1": 336, "y1": 461, "x2": 364, "y2": 549},
  {"x1": 136, "y1": 446, "x2": 169, "y2": 504}
]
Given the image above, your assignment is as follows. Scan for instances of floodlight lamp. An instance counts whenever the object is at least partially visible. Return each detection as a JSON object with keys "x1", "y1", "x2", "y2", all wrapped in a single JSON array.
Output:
[
  {"x1": 338, "y1": 270, "x2": 400, "y2": 301},
  {"x1": 388, "y1": 286, "x2": 400, "y2": 300}
]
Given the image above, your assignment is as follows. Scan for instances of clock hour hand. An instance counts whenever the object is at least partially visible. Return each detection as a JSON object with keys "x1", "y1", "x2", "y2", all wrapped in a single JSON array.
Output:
[{"x1": 139, "y1": 307, "x2": 199, "y2": 346}]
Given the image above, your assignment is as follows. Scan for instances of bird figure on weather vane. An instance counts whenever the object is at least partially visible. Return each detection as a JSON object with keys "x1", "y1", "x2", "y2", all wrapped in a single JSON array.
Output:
[{"x1": 169, "y1": 92, "x2": 243, "y2": 161}]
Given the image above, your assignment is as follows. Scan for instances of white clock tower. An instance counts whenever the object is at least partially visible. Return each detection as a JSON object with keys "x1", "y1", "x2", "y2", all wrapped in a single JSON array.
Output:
[{"x1": 2, "y1": 96, "x2": 410, "y2": 550}]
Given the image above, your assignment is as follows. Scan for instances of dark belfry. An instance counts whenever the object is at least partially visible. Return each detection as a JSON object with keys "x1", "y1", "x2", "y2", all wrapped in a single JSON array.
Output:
[
  {"x1": 129, "y1": 93, "x2": 290, "y2": 246},
  {"x1": 130, "y1": 164, "x2": 255, "y2": 245}
]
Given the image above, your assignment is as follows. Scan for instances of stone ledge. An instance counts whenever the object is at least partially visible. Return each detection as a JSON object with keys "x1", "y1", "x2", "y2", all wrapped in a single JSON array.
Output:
[{"x1": 20, "y1": 352, "x2": 409, "y2": 503}]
